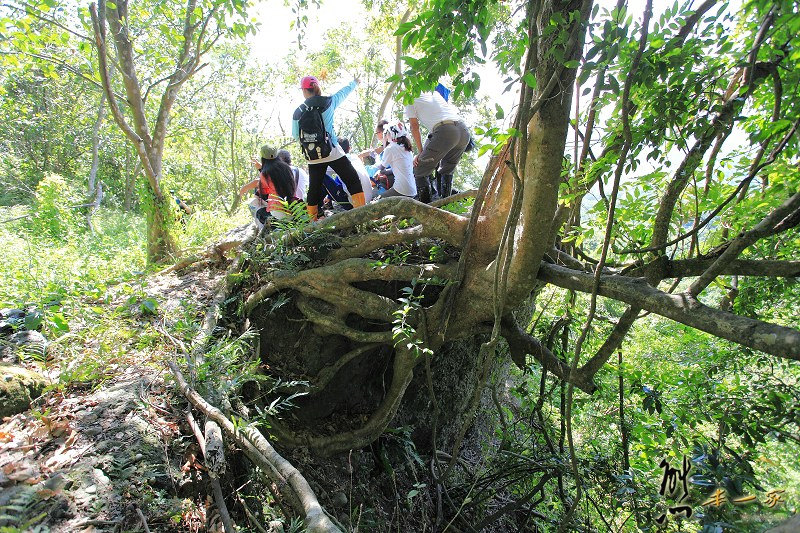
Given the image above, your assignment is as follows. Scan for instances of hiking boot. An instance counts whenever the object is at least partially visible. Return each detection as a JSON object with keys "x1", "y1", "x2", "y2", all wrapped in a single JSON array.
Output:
[
  {"x1": 440, "y1": 174, "x2": 453, "y2": 198},
  {"x1": 415, "y1": 175, "x2": 433, "y2": 203}
]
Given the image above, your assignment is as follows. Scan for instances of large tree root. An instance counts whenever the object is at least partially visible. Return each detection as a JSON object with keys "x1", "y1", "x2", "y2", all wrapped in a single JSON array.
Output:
[
  {"x1": 160, "y1": 223, "x2": 258, "y2": 275},
  {"x1": 169, "y1": 361, "x2": 342, "y2": 533}
]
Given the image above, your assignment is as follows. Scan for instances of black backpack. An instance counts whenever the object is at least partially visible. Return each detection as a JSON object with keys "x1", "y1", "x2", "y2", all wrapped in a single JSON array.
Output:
[{"x1": 294, "y1": 96, "x2": 332, "y2": 161}]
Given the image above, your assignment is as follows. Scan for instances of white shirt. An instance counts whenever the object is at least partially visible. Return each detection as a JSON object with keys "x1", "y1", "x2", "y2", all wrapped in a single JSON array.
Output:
[
  {"x1": 404, "y1": 92, "x2": 461, "y2": 130},
  {"x1": 291, "y1": 166, "x2": 309, "y2": 200},
  {"x1": 381, "y1": 143, "x2": 416, "y2": 197}
]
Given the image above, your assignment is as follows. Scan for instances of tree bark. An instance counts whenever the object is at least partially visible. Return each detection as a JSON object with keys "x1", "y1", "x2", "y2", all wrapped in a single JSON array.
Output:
[{"x1": 86, "y1": 91, "x2": 106, "y2": 233}]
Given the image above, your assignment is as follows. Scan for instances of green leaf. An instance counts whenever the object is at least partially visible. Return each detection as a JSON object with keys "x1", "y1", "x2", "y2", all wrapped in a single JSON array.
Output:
[
  {"x1": 50, "y1": 313, "x2": 69, "y2": 332},
  {"x1": 522, "y1": 72, "x2": 536, "y2": 88},
  {"x1": 24, "y1": 310, "x2": 43, "y2": 331},
  {"x1": 607, "y1": 75, "x2": 620, "y2": 94},
  {"x1": 141, "y1": 298, "x2": 158, "y2": 315}
]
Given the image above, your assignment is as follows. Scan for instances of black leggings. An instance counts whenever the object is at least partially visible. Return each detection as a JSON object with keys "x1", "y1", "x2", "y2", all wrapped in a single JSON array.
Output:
[{"x1": 307, "y1": 155, "x2": 363, "y2": 207}]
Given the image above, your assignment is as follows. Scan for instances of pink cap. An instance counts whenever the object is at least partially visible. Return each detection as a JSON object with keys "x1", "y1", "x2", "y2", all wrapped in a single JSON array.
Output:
[{"x1": 300, "y1": 76, "x2": 319, "y2": 89}]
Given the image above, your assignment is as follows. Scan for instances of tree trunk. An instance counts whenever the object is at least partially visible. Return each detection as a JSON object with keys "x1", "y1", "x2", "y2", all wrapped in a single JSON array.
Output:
[
  {"x1": 86, "y1": 91, "x2": 106, "y2": 233},
  {"x1": 373, "y1": 8, "x2": 412, "y2": 140},
  {"x1": 123, "y1": 149, "x2": 141, "y2": 211},
  {"x1": 144, "y1": 187, "x2": 178, "y2": 263}
]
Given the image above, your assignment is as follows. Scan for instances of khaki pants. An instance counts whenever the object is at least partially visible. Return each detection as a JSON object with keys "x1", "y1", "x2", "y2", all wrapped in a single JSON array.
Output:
[{"x1": 414, "y1": 121, "x2": 471, "y2": 178}]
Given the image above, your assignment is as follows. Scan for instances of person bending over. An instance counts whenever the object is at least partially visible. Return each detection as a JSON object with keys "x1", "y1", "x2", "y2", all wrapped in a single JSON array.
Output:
[
  {"x1": 404, "y1": 89, "x2": 469, "y2": 202},
  {"x1": 375, "y1": 121, "x2": 416, "y2": 199}
]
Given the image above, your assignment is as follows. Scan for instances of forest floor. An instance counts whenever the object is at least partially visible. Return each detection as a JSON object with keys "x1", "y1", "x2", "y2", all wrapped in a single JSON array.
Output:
[
  {"x1": 0, "y1": 232, "x2": 469, "y2": 532},
  {"x1": 0, "y1": 257, "x2": 230, "y2": 532}
]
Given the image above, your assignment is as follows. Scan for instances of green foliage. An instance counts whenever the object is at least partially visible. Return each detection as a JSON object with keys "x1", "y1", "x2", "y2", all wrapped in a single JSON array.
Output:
[
  {"x1": 0, "y1": 483, "x2": 48, "y2": 532},
  {"x1": 392, "y1": 283, "x2": 433, "y2": 360},
  {"x1": 394, "y1": 0, "x2": 501, "y2": 101},
  {"x1": 26, "y1": 173, "x2": 82, "y2": 240}
]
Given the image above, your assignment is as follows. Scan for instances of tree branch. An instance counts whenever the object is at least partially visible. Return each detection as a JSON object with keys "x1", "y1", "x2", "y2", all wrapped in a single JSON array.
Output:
[
  {"x1": 538, "y1": 263, "x2": 800, "y2": 359},
  {"x1": 374, "y1": 7, "x2": 412, "y2": 140},
  {"x1": 688, "y1": 189, "x2": 800, "y2": 296},
  {"x1": 500, "y1": 318, "x2": 596, "y2": 394},
  {"x1": 648, "y1": 58, "x2": 777, "y2": 250},
  {"x1": 648, "y1": 258, "x2": 800, "y2": 278},
  {"x1": 669, "y1": 0, "x2": 719, "y2": 46}
]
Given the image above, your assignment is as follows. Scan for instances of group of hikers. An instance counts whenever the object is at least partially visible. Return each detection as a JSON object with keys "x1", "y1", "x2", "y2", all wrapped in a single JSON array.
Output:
[{"x1": 239, "y1": 76, "x2": 471, "y2": 227}]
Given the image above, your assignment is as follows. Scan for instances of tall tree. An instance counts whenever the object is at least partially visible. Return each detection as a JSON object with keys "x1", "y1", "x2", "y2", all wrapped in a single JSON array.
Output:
[
  {"x1": 88, "y1": 0, "x2": 254, "y2": 262},
  {"x1": 182, "y1": 0, "x2": 800, "y2": 528}
]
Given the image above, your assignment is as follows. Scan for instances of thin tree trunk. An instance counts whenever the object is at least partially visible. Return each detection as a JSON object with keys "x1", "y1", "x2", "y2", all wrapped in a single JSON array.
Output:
[
  {"x1": 228, "y1": 108, "x2": 241, "y2": 214},
  {"x1": 87, "y1": 91, "x2": 107, "y2": 233},
  {"x1": 374, "y1": 8, "x2": 412, "y2": 139}
]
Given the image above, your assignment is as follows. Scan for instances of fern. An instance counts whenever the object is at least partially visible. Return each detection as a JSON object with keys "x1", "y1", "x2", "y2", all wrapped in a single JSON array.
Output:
[{"x1": 0, "y1": 485, "x2": 47, "y2": 532}]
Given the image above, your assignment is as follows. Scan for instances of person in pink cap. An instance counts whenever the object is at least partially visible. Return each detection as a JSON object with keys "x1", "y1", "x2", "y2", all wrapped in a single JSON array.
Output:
[{"x1": 292, "y1": 75, "x2": 365, "y2": 219}]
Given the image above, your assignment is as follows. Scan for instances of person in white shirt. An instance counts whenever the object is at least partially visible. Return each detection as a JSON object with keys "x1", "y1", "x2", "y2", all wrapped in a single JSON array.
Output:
[
  {"x1": 404, "y1": 90, "x2": 470, "y2": 203},
  {"x1": 276, "y1": 150, "x2": 309, "y2": 200},
  {"x1": 374, "y1": 121, "x2": 417, "y2": 198}
]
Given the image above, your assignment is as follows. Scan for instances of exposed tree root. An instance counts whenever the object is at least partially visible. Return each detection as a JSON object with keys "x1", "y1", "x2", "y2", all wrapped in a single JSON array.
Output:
[
  {"x1": 188, "y1": 225, "x2": 259, "y2": 378},
  {"x1": 313, "y1": 343, "x2": 384, "y2": 390},
  {"x1": 186, "y1": 411, "x2": 235, "y2": 533},
  {"x1": 169, "y1": 361, "x2": 342, "y2": 533},
  {"x1": 160, "y1": 223, "x2": 258, "y2": 275},
  {"x1": 294, "y1": 296, "x2": 394, "y2": 344},
  {"x1": 317, "y1": 196, "x2": 468, "y2": 238}
]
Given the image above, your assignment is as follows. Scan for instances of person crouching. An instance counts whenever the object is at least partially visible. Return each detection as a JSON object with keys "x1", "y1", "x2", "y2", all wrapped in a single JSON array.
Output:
[{"x1": 239, "y1": 144, "x2": 302, "y2": 229}]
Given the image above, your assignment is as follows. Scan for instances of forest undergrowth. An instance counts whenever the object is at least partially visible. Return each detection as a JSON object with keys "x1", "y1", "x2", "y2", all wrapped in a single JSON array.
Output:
[{"x1": 0, "y1": 204, "x2": 797, "y2": 532}]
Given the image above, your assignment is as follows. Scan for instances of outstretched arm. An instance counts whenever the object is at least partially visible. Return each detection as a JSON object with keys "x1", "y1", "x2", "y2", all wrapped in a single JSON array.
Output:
[
  {"x1": 329, "y1": 79, "x2": 358, "y2": 110},
  {"x1": 291, "y1": 108, "x2": 300, "y2": 140},
  {"x1": 409, "y1": 118, "x2": 423, "y2": 154},
  {"x1": 239, "y1": 179, "x2": 259, "y2": 197}
]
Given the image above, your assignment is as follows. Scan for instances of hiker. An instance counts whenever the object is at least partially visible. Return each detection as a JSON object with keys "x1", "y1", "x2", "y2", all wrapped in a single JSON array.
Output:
[
  {"x1": 292, "y1": 75, "x2": 365, "y2": 220},
  {"x1": 358, "y1": 119, "x2": 389, "y2": 162},
  {"x1": 319, "y1": 173, "x2": 352, "y2": 212},
  {"x1": 252, "y1": 149, "x2": 309, "y2": 201},
  {"x1": 404, "y1": 88, "x2": 470, "y2": 202},
  {"x1": 239, "y1": 144, "x2": 302, "y2": 229},
  {"x1": 337, "y1": 138, "x2": 373, "y2": 204},
  {"x1": 373, "y1": 121, "x2": 416, "y2": 199},
  {"x1": 171, "y1": 191, "x2": 192, "y2": 216},
  {"x1": 276, "y1": 149, "x2": 309, "y2": 200}
]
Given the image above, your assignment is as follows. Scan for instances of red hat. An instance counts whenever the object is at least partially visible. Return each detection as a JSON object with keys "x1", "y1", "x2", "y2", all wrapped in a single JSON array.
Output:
[{"x1": 300, "y1": 76, "x2": 319, "y2": 89}]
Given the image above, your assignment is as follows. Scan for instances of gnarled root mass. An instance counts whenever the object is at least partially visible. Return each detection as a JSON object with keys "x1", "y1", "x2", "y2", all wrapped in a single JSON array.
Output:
[
  {"x1": 234, "y1": 198, "x2": 472, "y2": 456},
  {"x1": 202, "y1": 196, "x2": 591, "y2": 458}
]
